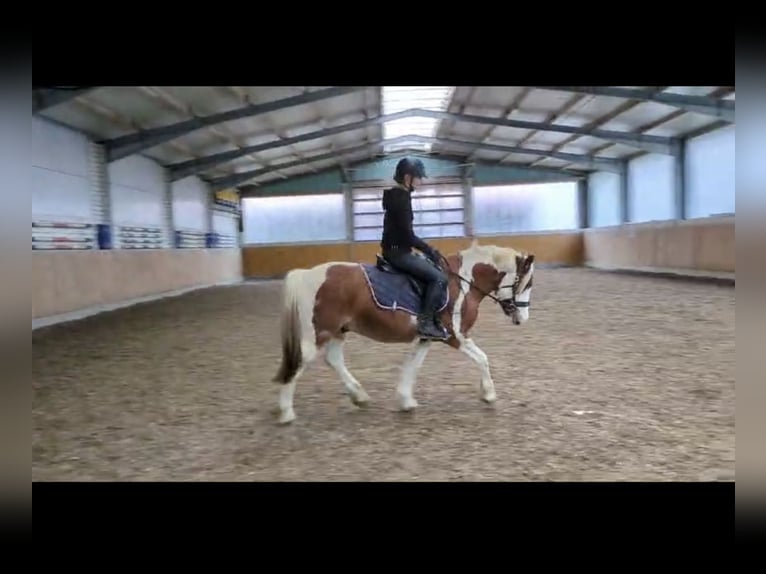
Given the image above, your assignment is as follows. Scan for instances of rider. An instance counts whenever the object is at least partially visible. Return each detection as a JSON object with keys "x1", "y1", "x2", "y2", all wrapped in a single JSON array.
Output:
[{"x1": 380, "y1": 157, "x2": 449, "y2": 341}]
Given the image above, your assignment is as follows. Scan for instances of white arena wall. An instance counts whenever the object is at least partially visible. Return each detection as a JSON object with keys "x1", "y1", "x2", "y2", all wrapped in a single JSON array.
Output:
[
  {"x1": 584, "y1": 125, "x2": 735, "y2": 276},
  {"x1": 32, "y1": 116, "x2": 242, "y2": 327}
]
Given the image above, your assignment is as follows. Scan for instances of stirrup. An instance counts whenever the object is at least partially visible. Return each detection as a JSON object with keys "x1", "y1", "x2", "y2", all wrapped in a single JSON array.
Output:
[{"x1": 417, "y1": 315, "x2": 448, "y2": 341}]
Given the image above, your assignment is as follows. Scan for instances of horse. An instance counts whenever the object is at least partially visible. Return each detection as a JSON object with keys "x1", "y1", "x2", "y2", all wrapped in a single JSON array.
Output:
[{"x1": 271, "y1": 238, "x2": 535, "y2": 424}]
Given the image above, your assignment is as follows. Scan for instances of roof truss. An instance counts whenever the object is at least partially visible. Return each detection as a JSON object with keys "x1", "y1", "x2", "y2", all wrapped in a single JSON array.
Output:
[
  {"x1": 102, "y1": 86, "x2": 365, "y2": 162},
  {"x1": 33, "y1": 87, "x2": 99, "y2": 113},
  {"x1": 538, "y1": 86, "x2": 735, "y2": 122},
  {"x1": 170, "y1": 107, "x2": 677, "y2": 180}
]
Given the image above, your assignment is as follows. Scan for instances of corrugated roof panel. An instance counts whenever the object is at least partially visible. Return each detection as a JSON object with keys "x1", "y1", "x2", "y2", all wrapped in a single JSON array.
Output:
[
  {"x1": 663, "y1": 86, "x2": 719, "y2": 96},
  {"x1": 558, "y1": 135, "x2": 608, "y2": 150},
  {"x1": 520, "y1": 130, "x2": 576, "y2": 147},
  {"x1": 313, "y1": 91, "x2": 368, "y2": 115},
  {"x1": 233, "y1": 130, "x2": 282, "y2": 147},
  {"x1": 533, "y1": 157, "x2": 572, "y2": 168},
  {"x1": 597, "y1": 101, "x2": 679, "y2": 131},
  {"x1": 461, "y1": 104, "x2": 504, "y2": 117},
  {"x1": 643, "y1": 114, "x2": 722, "y2": 137},
  {"x1": 442, "y1": 120, "x2": 490, "y2": 139},
  {"x1": 156, "y1": 86, "x2": 244, "y2": 115},
  {"x1": 524, "y1": 88, "x2": 589, "y2": 110},
  {"x1": 447, "y1": 87, "x2": 477, "y2": 109},
  {"x1": 83, "y1": 87, "x2": 187, "y2": 128},
  {"x1": 216, "y1": 115, "x2": 281, "y2": 138},
  {"x1": 471, "y1": 149, "x2": 514, "y2": 162},
  {"x1": 506, "y1": 109, "x2": 553, "y2": 123},
  {"x1": 551, "y1": 96, "x2": 632, "y2": 128},
  {"x1": 40, "y1": 105, "x2": 131, "y2": 140},
  {"x1": 590, "y1": 143, "x2": 637, "y2": 158},
  {"x1": 332, "y1": 126, "x2": 377, "y2": 142},
  {"x1": 322, "y1": 111, "x2": 369, "y2": 128},
  {"x1": 482, "y1": 125, "x2": 535, "y2": 142},
  {"x1": 464, "y1": 87, "x2": 529, "y2": 108},
  {"x1": 172, "y1": 129, "x2": 231, "y2": 152}
]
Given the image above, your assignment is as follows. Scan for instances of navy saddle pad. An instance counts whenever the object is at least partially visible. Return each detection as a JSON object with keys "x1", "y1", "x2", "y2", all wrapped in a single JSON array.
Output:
[{"x1": 360, "y1": 254, "x2": 449, "y2": 316}]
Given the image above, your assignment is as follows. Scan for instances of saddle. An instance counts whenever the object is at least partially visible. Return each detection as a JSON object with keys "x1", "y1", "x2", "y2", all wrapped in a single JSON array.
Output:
[
  {"x1": 375, "y1": 253, "x2": 427, "y2": 299},
  {"x1": 361, "y1": 253, "x2": 449, "y2": 317}
]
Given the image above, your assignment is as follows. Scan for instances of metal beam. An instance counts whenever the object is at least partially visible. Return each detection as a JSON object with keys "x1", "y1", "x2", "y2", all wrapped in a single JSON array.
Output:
[
  {"x1": 346, "y1": 151, "x2": 469, "y2": 171},
  {"x1": 216, "y1": 135, "x2": 604, "y2": 191},
  {"x1": 414, "y1": 135, "x2": 623, "y2": 173},
  {"x1": 169, "y1": 109, "x2": 424, "y2": 180},
  {"x1": 103, "y1": 87, "x2": 365, "y2": 162},
  {"x1": 538, "y1": 86, "x2": 735, "y2": 122},
  {"x1": 33, "y1": 87, "x2": 98, "y2": 113},
  {"x1": 207, "y1": 136, "x2": 419, "y2": 191},
  {"x1": 172, "y1": 107, "x2": 679, "y2": 180},
  {"x1": 416, "y1": 108, "x2": 678, "y2": 154}
]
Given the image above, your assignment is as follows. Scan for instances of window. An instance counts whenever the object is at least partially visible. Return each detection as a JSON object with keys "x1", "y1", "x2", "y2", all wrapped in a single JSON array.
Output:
[
  {"x1": 352, "y1": 183, "x2": 465, "y2": 241},
  {"x1": 473, "y1": 182, "x2": 580, "y2": 234},
  {"x1": 242, "y1": 193, "x2": 345, "y2": 244}
]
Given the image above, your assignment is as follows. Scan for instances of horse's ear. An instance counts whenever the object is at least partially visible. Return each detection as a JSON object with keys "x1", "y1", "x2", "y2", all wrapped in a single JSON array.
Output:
[{"x1": 471, "y1": 238, "x2": 479, "y2": 249}]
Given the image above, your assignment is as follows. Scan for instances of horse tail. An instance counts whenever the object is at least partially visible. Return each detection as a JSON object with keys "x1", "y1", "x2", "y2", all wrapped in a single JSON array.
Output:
[{"x1": 273, "y1": 269, "x2": 304, "y2": 384}]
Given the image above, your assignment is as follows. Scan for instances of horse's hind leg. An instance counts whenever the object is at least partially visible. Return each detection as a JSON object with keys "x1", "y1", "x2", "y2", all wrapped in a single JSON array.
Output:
[
  {"x1": 325, "y1": 337, "x2": 370, "y2": 407},
  {"x1": 397, "y1": 340, "x2": 431, "y2": 411},
  {"x1": 277, "y1": 339, "x2": 320, "y2": 424}
]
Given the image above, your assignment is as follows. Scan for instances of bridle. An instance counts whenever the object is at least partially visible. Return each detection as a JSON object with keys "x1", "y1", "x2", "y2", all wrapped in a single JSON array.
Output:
[{"x1": 435, "y1": 254, "x2": 530, "y2": 317}]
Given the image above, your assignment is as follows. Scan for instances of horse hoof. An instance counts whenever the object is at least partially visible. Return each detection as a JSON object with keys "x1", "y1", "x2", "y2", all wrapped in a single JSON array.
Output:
[
  {"x1": 278, "y1": 409, "x2": 296, "y2": 424},
  {"x1": 481, "y1": 392, "x2": 497, "y2": 404},
  {"x1": 398, "y1": 397, "x2": 419, "y2": 411},
  {"x1": 351, "y1": 394, "x2": 370, "y2": 407}
]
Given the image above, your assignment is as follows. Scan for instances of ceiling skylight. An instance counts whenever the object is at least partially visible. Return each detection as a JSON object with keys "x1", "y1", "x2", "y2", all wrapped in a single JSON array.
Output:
[{"x1": 381, "y1": 86, "x2": 455, "y2": 152}]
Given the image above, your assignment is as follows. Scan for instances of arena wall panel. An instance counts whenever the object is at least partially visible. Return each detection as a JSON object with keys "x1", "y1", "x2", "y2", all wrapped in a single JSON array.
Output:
[
  {"x1": 32, "y1": 249, "x2": 242, "y2": 323},
  {"x1": 583, "y1": 215, "x2": 734, "y2": 275},
  {"x1": 241, "y1": 232, "x2": 584, "y2": 278}
]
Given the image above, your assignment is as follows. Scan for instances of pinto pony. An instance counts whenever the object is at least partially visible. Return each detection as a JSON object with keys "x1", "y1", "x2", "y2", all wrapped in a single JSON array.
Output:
[{"x1": 272, "y1": 239, "x2": 535, "y2": 424}]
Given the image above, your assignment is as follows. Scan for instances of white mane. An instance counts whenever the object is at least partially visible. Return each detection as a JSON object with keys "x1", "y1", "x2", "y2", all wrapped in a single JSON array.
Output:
[{"x1": 459, "y1": 239, "x2": 522, "y2": 277}]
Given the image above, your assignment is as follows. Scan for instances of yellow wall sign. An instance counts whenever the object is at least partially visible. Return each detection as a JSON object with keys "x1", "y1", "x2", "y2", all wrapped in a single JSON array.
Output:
[{"x1": 214, "y1": 189, "x2": 239, "y2": 203}]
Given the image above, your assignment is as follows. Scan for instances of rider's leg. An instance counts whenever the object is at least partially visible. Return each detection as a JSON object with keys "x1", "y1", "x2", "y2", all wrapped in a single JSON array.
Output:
[{"x1": 383, "y1": 250, "x2": 449, "y2": 340}]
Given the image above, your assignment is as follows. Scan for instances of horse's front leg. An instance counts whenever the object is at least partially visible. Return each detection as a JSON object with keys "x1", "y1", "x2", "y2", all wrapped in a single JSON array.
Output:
[
  {"x1": 397, "y1": 340, "x2": 432, "y2": 411},
  {"x1": 456, "y1": 336, "x2": 496, "y2": 403}
]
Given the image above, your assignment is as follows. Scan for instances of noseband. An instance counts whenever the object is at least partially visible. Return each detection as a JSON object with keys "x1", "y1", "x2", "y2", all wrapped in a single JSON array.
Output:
[
  {"x1": 435, "y1": 255, "x2": 529, "y2": 316},
  {"x1": 496, "y1": 274, "x2": 530, "y2": 316}
]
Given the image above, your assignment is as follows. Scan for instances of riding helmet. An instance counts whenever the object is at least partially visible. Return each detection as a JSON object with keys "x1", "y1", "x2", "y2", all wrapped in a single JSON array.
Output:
[{"x1": 394, "y1": 157, "x2": 427, "y2": 184}]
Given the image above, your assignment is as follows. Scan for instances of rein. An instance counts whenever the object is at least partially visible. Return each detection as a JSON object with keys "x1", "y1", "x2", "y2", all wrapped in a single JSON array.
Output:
[{"x1": 435, "y1": 254, "x2": 528, "y2": 315}]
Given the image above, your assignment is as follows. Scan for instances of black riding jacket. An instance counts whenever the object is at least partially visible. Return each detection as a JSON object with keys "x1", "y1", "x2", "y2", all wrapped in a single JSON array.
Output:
[{"x1": 380, "y1": 185, "x2": 431, "y2": 254}]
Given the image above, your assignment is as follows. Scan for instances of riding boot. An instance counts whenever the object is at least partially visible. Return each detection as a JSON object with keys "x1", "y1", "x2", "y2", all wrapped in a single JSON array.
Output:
[{"x1": 417, "y1": 280, "x2": 448, "y2": 340}]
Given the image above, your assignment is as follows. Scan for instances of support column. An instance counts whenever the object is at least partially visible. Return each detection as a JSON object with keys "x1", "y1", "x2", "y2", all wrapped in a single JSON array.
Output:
[
  {"x1": 342, "y1": 181, "x2": 355, "y2": 260},
  {"x1": 205, "y1": 187, "x2": 216, "y2": 248},
  {"x1": 577, "y1": 177, "x2": 589, "y2": 228},
  {"x1": 673, "y1": 139, "x2": 687, "y2": 220},
  {"x1": 163, "y1": 171, "x2": 175, "y2": 249},
  {"x1": 343, "y1": 183, "x2": 354, "y2": 242},
  {"x1": 88, "y1": 142, "x2": 115, "y2": 249},
  {"x1": 463, "y1": 174, "x2": 474, "y2": 237},
  {"x1": 619, "y1": 161, "x2": 629, "y2": 223}
]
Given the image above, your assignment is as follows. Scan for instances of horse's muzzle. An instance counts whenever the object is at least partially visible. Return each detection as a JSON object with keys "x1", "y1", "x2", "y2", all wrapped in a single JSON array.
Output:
[
  {"x1": 499, "y1": 299, "x2": 516, "y2": 317},
  {"x1": 500, "y1": 299, "x2": 528, "y2": 324}
]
